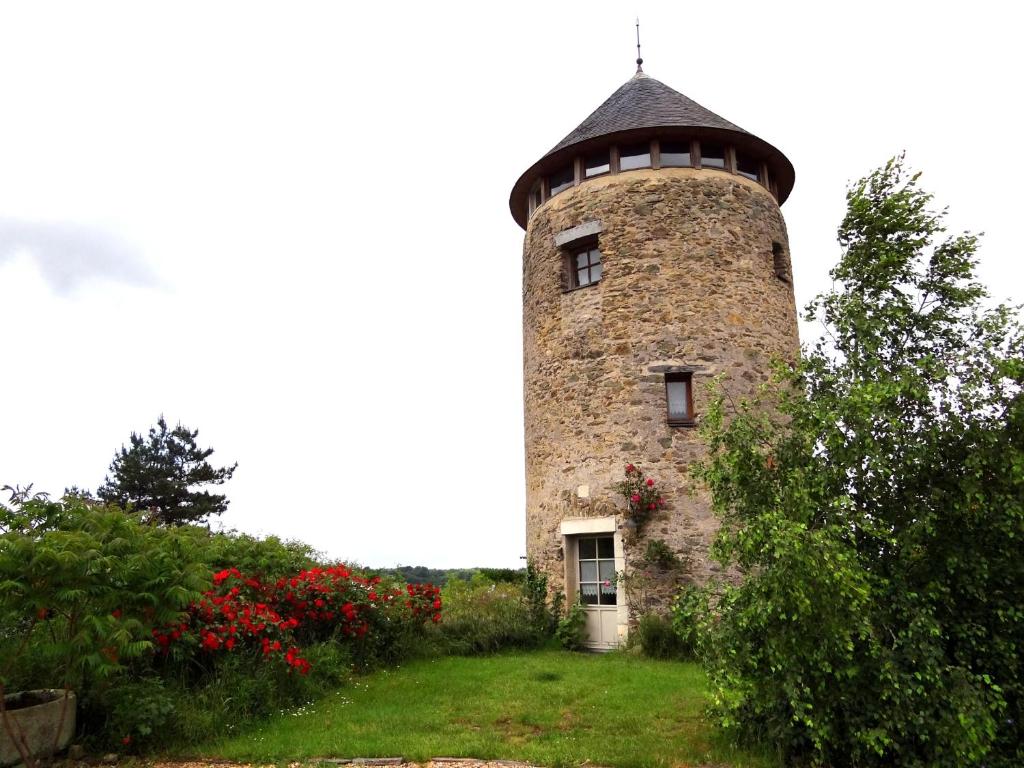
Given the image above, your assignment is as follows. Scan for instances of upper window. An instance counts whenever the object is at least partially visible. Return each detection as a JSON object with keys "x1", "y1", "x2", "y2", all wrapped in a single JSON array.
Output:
[
  {"x1": 619, "y1": 142, "x2": 651, "y2": 171},
  {"x1": 699, "y1": 141, "x2": 726, "y2": 169},
  {"x1": 578, "y1": 535, "x2": 616, "y2": 606},
  {"x1": 569, "y1": 245, "x2": 602, "y2": 289},
  {"x1": 736, "y1": 153, "x2": 760, "y2": 182},
  {"x1": 660, "y1": 140, "x2": 691, "y2": 167},
  {"x1": 548, "y1": 165, "x2": 574, "y2": 196},
  {"x1": 585, "y1": 149, "x2": 611, "y2": 178},
  {"x1": 772, "y1": 242, "x2": 790, "y2": 282},
  {"x1": 528, "y1": 181, "x2": 543, "y2": 215},
  {"x1": 665, "y1": 372, "x2": 695, "y2": 426}
]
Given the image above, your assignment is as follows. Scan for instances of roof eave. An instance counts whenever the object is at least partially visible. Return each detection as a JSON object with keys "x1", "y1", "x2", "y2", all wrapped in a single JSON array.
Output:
[{"x1": 509, "y1": 125, "x2": 795, "y2": 230}]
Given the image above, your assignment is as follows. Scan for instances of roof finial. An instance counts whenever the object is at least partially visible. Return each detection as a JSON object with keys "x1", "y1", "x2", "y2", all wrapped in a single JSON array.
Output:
[{"x1": 635, "y1": 18, "x2": 643, "y2": 73}]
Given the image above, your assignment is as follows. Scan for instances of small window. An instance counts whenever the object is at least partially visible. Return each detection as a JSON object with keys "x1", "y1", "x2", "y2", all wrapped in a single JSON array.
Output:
[
  {"x1": 568, "y1": 245, "x2": 602, "y2": 289},
  {"x1": 772, "y1": 242, "x2": 790, "y2": 282},
  {"x1": 528, "y1": 181, "x2": 543, "y2": 216},
  {"x1": 735, "y1": 153, "x2": 760, "y2": 182},
  {"x1": 699, "y1": 141, "x2": 726, "y2": 169},
  {"x1": 660, "y1": 140, "x2": 691, "y2": 167},
  {"x1": 665, "y1": 372, "x2": 695, "y2": 426},
  {"x1": 578, "y1": 535, "x2": 616, "y2": 606},
  {"x1": 619, "y1": 142, "x2": 651, "y2": 171},
  {"x1": 548, "y1": 166, "x2": 574, "y2": 196},
  {"x1": 585, "y1": 149, "x2": 611, "y2": 178}
]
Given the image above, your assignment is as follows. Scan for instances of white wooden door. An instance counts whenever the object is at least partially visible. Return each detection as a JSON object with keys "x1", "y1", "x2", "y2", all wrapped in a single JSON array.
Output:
[{"x1": 576, "y1": 535, "x2": 619, "y2": 650}]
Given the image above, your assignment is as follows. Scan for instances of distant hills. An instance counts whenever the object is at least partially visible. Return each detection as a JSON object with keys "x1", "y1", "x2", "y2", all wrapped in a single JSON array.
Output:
[{"x1": 371, "y1": 565, "x2": 525, "y2": 586}]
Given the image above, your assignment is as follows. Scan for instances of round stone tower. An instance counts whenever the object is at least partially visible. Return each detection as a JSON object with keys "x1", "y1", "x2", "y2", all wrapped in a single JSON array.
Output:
[{"x1": 509, "y1": 66, "x2": 800, "y2": 649}]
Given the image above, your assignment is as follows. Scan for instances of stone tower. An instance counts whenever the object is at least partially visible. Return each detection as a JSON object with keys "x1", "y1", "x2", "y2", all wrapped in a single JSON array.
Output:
[{"x1": 509, "y1": 66, "x2": 799, "y2": 649}]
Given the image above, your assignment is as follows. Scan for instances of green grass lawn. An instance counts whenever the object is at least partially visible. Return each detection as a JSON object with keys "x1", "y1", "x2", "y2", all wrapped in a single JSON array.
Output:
[{"x1": 189, "y1": 649, "x2": 775, "y2": 768}]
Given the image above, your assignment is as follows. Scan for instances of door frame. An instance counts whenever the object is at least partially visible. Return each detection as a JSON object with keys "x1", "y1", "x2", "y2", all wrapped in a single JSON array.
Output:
[{"x1": 559, "y1": 516, "x2": 628, "y2": 649}]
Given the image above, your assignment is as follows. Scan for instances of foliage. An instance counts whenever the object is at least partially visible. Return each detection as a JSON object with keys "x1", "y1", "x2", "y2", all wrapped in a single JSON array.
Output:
[
  {"x1": 555, "y1": 601, "x2": 587, "y2": 651},
  {"x1": 0, "y1": 493, "x2": 444, "y2": 752},
  {"x1": 633, "y1": 613, "x2": 691, "y2": 661},
  {"x1": 97, "y1": 416, "x2": 237, "y2": 526},
  {"x1": 201, "y1": 531, "x2": 320, "y2": 580},
  {"x1": 0, "y1": 496, "x2": 209, "y2": 764},
  {"x1": 614, "y1": 463, "x2": 665, "y2": 535},
  {"x1": 617, "y1": 568, "x2": 654, "y2": 616},
  {"x1": 669, "y1": 584, "x2": 710, "y2": 661},
  {"x1": 433, "y1": 573, "x2": 541, "y2": 655},
  {"x1": 0, "y1": 497, "x2": 209, "y2": 691},
  {"x1": 642, "y1": 538, "x2": 681, "y2": 570},
  {"x1": 695, "y1": 157, "x2": 1024, "y2": 767},
  {"x1": 524, "y1": 559, "x2": 553, "y2": 635},
  {"x1": 373, "y1": 565, "x2": 525, "y2": 586}
]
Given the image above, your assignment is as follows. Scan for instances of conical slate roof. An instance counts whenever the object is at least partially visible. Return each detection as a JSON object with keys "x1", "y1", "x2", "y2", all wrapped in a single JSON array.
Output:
[
  {"x1": 545, "y1": 71, "x2": 747, "y2": 157},
  {"x1": 509, "y1": 69, "x2": 795, "y2": 229}
]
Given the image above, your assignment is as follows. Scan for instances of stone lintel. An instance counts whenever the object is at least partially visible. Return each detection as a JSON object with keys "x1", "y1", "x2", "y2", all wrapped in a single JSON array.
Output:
[
  {"x1": 553, "y1": 220, "x2": 603, "y2": 248},
  {"x1": 647, "y1": 364, "x2": 708, "y2": 374},
  {"x1": 560, "y1": 515, "x2": 617, "y2": 535}
]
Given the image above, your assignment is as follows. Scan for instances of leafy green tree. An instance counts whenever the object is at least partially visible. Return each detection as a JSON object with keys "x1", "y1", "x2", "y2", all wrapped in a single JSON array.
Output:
[
  {"x1": 693, "y1": 156, "x2": 1023, "y2": 767},
  {"x1": 97, "y1": 417, "x2": 237, "y2": 526}
]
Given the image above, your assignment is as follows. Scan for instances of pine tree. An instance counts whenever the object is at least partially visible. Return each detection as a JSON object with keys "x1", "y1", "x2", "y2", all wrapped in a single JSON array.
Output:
[{"x1": 97, "y1": 416, "x2": 237, "y2": 526}]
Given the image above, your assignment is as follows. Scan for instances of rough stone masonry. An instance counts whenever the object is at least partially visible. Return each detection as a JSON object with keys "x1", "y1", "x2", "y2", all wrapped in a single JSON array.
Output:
[{"x1": 522, "y1": 167, "x2": 800, "y2": 608}]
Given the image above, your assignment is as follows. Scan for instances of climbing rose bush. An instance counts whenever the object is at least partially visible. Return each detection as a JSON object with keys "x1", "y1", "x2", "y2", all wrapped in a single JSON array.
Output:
[{"x1": 615, "y1": 463, "x2": 666, "y2": 532}]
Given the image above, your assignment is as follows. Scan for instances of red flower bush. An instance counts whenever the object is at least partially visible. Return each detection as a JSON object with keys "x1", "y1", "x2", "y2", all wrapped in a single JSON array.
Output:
[{"x1": 152, "y1": 564, "x2": 441, "y2": 675}]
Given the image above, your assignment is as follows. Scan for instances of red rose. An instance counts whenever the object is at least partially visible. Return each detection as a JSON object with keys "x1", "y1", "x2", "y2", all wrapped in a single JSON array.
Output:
[
  {"x1": 121, "y1": 736, "x2": 131, "y2": 746},
  {"x1": 626, "y1": 464, "x2": 636, "y2": 473},
  {"x1": 646, "y1": 478, "x2": 655, "y2": 486},
  {"x1": 631, "y1": 493, "x2": 641, "y2": 503}
]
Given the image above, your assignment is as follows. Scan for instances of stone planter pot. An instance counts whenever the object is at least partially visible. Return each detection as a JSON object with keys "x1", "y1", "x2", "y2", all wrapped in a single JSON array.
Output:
[{"x1": 0, "y1": 690, "x2": 76, "y2": 766}]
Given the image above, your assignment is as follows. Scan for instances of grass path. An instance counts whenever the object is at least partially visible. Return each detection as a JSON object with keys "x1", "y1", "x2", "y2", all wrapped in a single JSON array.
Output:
[{"x1": 190, "y1": 650, "x2": 774, "y2": 768}]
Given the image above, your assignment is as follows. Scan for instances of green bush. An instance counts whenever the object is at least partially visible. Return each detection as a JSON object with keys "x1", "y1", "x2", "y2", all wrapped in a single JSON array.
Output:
[
  {"x1": 433, "y1": 573, "x2": 541, "y2": 654},
  {"x1": 669, "y1": 584, "x2": 709, "y2": 660},
  {"x1": 0, "y1": 498, "x2": 209, "y2": 694},
  {"x1": 555, "y1": 601, "x2": 587, "y2": 651},
  {"x1": 201, "y1": 531, "x2": 320, "y2": 580},
  {"x1": 634, "y1": 613, "x2": 690, "y2": 660}
]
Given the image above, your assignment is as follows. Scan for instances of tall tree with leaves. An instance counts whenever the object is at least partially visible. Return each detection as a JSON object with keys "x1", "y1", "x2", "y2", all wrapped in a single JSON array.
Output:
[
  {"x1": 97, "y1": 417, "x2": 237, "y2": 526},
  {"x1": 691, "y1": 156, "x2": 1023, "y2": 767}
]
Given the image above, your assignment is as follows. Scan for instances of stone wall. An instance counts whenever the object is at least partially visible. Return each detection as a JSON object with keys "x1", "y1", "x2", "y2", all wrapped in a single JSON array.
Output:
[{"x1": 521, "y1": 167, "x2": 800, "y2": 608}]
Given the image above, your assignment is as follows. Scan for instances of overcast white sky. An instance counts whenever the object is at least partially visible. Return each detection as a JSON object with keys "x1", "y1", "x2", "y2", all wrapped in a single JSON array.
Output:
[{"x1": 1, "y1": 2, "x2": 1020, "y2": 568}]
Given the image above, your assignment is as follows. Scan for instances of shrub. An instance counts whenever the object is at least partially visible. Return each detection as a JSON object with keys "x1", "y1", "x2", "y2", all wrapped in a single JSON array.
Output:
[
  {"x1": 434, "y1": 573, "x2": 539, "y2": 654},
  {"x1": 634, "y1": 613, "x2": 690, "y2": 660},
  {"x1": 202, "y1": 532, "x2": 320, "y2": 581},
  {"x1": 670, "y1": 584, "x2": 709, "y2": 660},
  {"x1": 0, "y1": 497, "x2": 209, "y2": 693},
  {"x1": 555, "y1": 601, "x2": 587, "y2": 651},
  {"x1": 524, "y1": 560, "x2": 552, "y2": 635}
]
